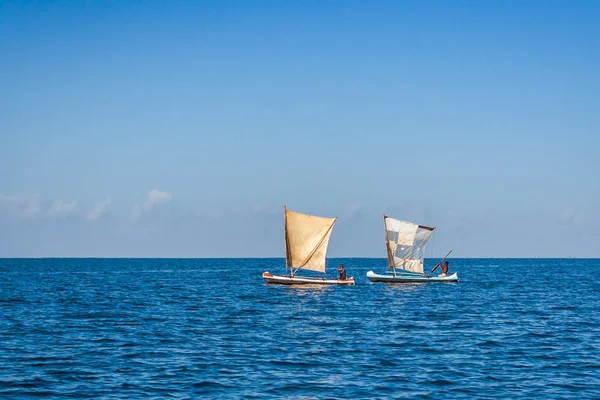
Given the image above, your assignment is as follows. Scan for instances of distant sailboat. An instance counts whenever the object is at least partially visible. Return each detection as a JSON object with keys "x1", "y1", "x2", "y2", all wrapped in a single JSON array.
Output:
[
  {"x1": 366, "y1": 215, "x2": 458, "y2": 283},
  {"x1": 262, "y1": 206, "x2": 355, "y2": 285}
]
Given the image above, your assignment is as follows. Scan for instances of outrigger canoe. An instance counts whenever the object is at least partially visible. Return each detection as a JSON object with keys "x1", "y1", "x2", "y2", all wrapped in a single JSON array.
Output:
[
  {"x1": 366, "y1": 270, "x2": 458, "y2": 283},
  {"x1": 262, "y1": 206, "x2": 355, "y2": 286},
  {"x1": 263, "y1": 271, "x2": 355, "y2": 285},
  {"x1": 366, "y1": 214, "x2": 458, "y2": 284}
]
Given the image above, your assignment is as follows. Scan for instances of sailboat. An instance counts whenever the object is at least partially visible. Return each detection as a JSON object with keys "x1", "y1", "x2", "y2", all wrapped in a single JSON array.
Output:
[
  {"x1": 366, "y1": 215, "x2": 458, "y2": 283},
  {"x1": 262, "y1": 206, "x2": 355, "y2": 286}
]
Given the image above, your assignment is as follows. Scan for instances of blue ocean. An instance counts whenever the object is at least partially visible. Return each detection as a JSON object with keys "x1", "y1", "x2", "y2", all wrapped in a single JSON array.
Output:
[{"x1": 1, "y1": 258, "x2": 599, "y2": 398}]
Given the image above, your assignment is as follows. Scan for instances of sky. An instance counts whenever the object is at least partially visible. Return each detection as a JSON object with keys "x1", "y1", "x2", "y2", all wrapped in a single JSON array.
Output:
[{"x1": 1, "y1": 0, "x2": 599, "y2": 257}]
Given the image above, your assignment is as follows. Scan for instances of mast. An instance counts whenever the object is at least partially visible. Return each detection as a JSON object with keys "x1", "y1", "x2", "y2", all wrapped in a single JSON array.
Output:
[
  {"x1": 284, "y1": 205, "x2": 293, "y2": 276},
  {"x1": 383, "y1": 215, "x2": 396, "y2": 276}
]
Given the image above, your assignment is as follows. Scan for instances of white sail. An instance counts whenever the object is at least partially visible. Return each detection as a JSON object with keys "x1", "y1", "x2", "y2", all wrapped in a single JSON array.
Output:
[
  {"x1": 384, "y1": 215, "x2": 435, "y2": 274},
  {"x1": 285, "y1": 208, "x2": 337, "y2": 274}
]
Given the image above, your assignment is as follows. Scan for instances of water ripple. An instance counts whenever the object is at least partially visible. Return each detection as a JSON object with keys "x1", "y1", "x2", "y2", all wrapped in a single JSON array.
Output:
[{"x1": 1, "y1": 258, "x2": 599, "y2": 398}]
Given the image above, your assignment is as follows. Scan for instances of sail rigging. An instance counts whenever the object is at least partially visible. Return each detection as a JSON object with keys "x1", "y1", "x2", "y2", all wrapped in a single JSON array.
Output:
[
  {"x1": 383, "y1": 215, "x2": 435, "y2": 274},
  {"x1": 284, "y1": 207, "x2": 337, "y2": 274}
]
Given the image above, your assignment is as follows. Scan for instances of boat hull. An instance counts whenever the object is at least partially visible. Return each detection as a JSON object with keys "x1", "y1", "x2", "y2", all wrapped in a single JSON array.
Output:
[
  {"x1": 366, "y1": 270, "x2": 458, "y2": 283},
  {"x1": 262, "y1": 271, "x2": 355, "y2": 286}
]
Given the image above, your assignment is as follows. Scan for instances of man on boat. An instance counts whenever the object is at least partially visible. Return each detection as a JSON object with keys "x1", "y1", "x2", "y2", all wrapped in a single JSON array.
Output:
[
  {"x1": 337, "y1": 264, "x2": 347, "y2": 280},
  {"x1": 431, "y1": 261, "x2": 449, "y2": 277}
]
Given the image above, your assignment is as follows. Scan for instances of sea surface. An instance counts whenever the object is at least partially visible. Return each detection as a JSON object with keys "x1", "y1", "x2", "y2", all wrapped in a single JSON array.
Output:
[{"x1": 1, "y1": 258, "x2": 599, "y2": 399}]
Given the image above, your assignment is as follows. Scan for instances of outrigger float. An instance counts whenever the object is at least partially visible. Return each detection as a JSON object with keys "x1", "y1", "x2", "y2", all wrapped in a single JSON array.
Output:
[
  {"x1": 262, "y1": 206, "x2": 355, "y2": 286},
  {"x1": 366, "y1": 215, "x2": 458, "y2": 283}
]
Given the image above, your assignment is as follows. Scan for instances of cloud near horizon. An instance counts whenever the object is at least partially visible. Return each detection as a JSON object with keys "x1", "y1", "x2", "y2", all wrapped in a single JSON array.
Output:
[
  {"x1": 86, "y1": 197, "x2": 112, "y2": 221},
  {"x1": 0, "y1": 193, "x2": 41, "y2": 218},
  {"x1": 131, "y1": 189, "x2": 173, "y2": 221},
  {"x1": 48, "y1": 199, "x2": 79, "y2": 217},
  {"x1": 0, "y1": 190, "x2": 598, "y2": 257},
  {"x1": 0, "y1": 191, "x2": 174, "y2": 222},
  {"x1": 560, "y1": 208, "x2": 586, "y2": 225},
  {"x1": 0, "y1": 193, "x2": 79, "y2": 219}
]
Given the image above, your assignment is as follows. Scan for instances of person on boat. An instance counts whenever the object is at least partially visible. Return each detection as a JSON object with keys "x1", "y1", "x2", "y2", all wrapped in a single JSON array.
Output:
[
  {"x1": 337, "y1": 264, "x2": 347, "y2": 280},
  {"x1": 431, "y1": 261, "x2": 449, "y2": 277}
]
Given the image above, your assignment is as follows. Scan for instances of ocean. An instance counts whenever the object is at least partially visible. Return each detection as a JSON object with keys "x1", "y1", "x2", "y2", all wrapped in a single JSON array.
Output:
[{"x1": 1, "y1": 258, "x2": 599, "y2": 398}]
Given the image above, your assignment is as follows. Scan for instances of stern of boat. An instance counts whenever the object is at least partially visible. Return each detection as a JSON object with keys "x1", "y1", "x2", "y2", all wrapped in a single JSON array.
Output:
[{"x1": 339, "y1": 277, "x2": 356, "y2": 286}]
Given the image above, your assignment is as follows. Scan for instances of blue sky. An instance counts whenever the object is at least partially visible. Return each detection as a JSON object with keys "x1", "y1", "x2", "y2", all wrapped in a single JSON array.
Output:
[{"x1": 1, "y1": 0, "x2": 599, "y2": 257}]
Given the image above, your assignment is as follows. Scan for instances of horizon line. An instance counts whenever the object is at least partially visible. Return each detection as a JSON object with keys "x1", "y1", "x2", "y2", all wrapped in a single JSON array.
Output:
[{"x1": 0, "y1": 256, "x2": 598, "y2": 260}]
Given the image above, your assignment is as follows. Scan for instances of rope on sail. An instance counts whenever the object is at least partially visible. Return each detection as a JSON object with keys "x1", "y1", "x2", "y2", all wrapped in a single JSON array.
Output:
[{"x1": 293, "y1": 218, "x2": 337, "y2": 275}]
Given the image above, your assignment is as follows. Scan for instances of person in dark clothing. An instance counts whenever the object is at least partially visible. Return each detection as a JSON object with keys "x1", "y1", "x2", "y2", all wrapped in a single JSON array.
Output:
[{"x1": 337, "y1": 264, "x2": 347, "y2": 280}]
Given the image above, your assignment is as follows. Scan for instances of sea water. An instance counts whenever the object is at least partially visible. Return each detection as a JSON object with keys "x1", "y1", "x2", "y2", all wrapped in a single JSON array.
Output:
[{"x1": 1, "y1": 258, "x2": 599, "y2": 398}]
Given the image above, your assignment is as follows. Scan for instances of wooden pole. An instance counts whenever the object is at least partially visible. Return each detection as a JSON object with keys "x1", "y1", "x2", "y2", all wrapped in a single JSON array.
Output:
[
  {"x1": 383, "y1": 215, "x2": 397, "y2": 276},
  {"x1": 431, "y1": 250, "x2": 452, "y2": 273}
]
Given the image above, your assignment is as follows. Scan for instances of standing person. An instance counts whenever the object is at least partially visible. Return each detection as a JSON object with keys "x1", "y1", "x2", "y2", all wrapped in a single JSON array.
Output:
[{"x1": 337, "y1": 264, "x2": 347, "y2": 280}]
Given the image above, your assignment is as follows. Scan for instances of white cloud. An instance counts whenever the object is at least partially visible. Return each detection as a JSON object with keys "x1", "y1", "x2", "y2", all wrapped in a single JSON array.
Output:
[
  {"x1": 131, "y1": 189, "x2": 173, "y2": 221},
  {"x1": 0, "y1": 194, "x2": 82, "y2": 219},
  {"x1": 250, "y1": 203, "x2": 279, "y2": 214},
  {"x1": 560, "y1": 208, "x2": 585, "y2": 225},
  {"x1": 0, "y1": 193, "x2": 43, "y2": 218},
  {"x1": 0, "y1": 193, "x2": 79, "y2": 219},
  {"x1": 86, "y1": 197, "x2": 112, "y2": 221},
  {"x1": 48, "y1": 199, "x2": 79, "y2": 217},
  {"x1": 145, "y1": 189, "x2": 172, "y2": 210}
]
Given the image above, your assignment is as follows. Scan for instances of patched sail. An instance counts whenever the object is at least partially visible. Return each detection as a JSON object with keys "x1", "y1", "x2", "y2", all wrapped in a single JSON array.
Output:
[
  {"x1": 384, "y1": 215, "x2": 435, "y2": 274},
  {"x1": 285, "y1": 207, "x2": 337, "y2": 274}
]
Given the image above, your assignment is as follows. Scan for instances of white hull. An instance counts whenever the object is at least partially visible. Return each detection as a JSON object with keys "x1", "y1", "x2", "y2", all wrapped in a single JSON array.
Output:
[
  {"x1": 262, "y1": 271, "x2": 355, "y2": 286},
  {"x1": 367, "y1": 270, "x2": 458, "y2": 283}
]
